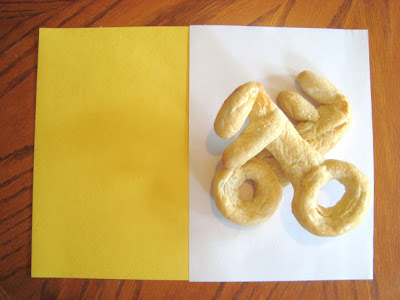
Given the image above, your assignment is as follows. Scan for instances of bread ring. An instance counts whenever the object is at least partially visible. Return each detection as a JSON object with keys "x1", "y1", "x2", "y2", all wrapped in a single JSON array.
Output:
[
  {"x1": 213, "y1": 158, "x2": 282, "y2": 226},
  {"x1": 292, "y1": 160, "x2": 372, "y2": 236}
]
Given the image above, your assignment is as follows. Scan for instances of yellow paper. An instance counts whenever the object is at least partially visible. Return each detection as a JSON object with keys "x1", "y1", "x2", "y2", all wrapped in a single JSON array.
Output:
[{"x1": 32, "y1": 27, "x2": 189, "y2": 279}]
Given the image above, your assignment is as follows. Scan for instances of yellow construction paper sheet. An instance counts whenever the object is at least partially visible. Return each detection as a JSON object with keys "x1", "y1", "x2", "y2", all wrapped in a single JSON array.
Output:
[{"x1": 32, "y1": 27, "x2": 189, "y2": 280}]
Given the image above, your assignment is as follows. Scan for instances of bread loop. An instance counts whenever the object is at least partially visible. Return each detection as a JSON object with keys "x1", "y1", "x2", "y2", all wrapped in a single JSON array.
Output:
[
  {"x1": 214, "y1": 158, "x2": 282, "y2": 226},
  {"x1": 292, "y1": 160, "x2": 372, "y2": 236}
]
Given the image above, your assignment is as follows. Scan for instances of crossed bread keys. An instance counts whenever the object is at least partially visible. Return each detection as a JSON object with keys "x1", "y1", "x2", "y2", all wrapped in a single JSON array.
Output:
[{"x1": 213, "y1": 71, "x2": 372, "y2": 237}]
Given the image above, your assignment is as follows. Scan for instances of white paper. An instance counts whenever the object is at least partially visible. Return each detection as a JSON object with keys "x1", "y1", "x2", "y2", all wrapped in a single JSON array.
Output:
[{"x1": 189, "y1": 25, "x2": 374, "y2": 282}]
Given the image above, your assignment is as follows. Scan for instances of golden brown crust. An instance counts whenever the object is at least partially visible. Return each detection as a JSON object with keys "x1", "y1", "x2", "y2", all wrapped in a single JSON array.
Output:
[
  {"x1": 213, "y1": 158, "x2": 282, "y2": 226},
  {"x1": 214, "y1": 80, "x2": 325, "y2": 225},
  {"x1": 258, "y1": 71, "x2": 353, "y2": 187},
  {"x1": 221, "y1": 108, "x2": 286, "y2": 169},
  {"x1": 216, "y1": 80, "x2": 325, "y2": 185},
  {"x1": 214, "y1": 83, "x2": 260, "y2": 139},
  {"x1": 255, "y1": 150, "x2": 289, "y2": 186},
  {"x1": 296, "y1": 70, "x2": 340, "y2": 104},
  {"x1": 278, "y1": 91, "x2": 319, "y2": 122},
  {"x1": 292, "y1": 160, "x2": 372, "y2": 236},
  {"x1": 279, "y1": 71, "x2": 352, "y2": 154}
]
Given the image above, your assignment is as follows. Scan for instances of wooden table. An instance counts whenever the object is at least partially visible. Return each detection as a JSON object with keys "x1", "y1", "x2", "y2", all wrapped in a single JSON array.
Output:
[{"x1": 1, "y1": 0, "x2": 399, "y2": 299}]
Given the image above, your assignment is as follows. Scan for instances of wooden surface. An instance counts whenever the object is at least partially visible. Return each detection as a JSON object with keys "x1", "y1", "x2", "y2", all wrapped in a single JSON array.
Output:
[{"x1": 0, "y1": 0, "x2": 399, "y2": 299}]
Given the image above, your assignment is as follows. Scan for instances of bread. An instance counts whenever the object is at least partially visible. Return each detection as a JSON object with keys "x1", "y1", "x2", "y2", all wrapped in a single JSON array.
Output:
[
  {"x1": 214, "y1": 157, "x2": 282, "y2": 226},
  {"x1": 292, "y1": 159, "x2": 372, "y2": 236},
  {"x1": 213, "y1": 71, "x2": 372, "y2": 236}
]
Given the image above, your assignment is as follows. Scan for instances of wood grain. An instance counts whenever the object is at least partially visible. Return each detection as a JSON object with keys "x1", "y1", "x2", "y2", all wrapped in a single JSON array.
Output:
[{"x1": 1, "y1": 0, "x2": 399, "y2": 299}]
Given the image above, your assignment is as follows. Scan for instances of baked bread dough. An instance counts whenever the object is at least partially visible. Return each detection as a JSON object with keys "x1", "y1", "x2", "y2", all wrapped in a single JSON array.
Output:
[
  {"x1": 213, "y1": 71, "x2": 372, "y2": 236},
  {"x1": 215, "y1": 81, "x2": 324, "y2": 185},
  {"x1": 292, "y1": 160, "x2": 372, "y2": 236},
  {"x1": 214, "y1": 158, "x2": 282, "y2": 226},
  {"x1": 256, "y1": 70, "x2": 353, "y2": 186},
  {"x1": 280, "y1": 71, "x2": 353, "y2": 155}
]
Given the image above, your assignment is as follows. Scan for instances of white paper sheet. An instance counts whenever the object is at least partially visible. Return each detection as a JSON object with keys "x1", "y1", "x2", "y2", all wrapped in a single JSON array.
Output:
[{"x1": 189, "y1": 25, "x2": 374, "y2": 282}]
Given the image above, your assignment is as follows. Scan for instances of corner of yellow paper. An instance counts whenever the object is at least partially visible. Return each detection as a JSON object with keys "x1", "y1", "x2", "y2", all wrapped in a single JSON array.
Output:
[{"x1": 32, "y1": 27, "x2": 189, "y2": 280}]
